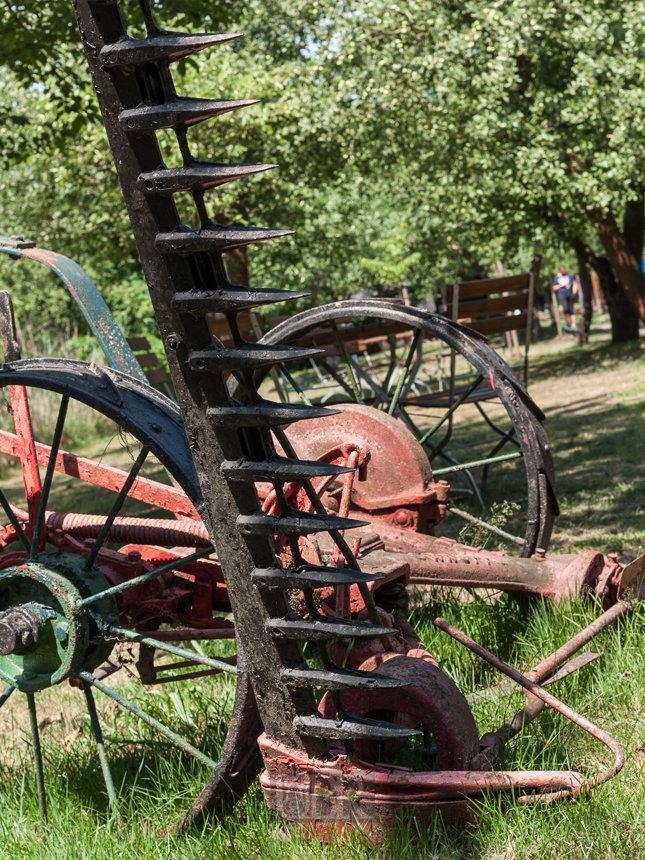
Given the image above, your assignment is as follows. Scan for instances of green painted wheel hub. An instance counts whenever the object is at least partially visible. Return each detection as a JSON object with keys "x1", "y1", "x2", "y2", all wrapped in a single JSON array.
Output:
[{"x1": 0, "y1": 553, "x2": 118, "y2": 692}]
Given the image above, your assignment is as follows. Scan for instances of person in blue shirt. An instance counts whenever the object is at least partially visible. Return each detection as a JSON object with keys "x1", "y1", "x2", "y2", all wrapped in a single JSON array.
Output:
[{"x1": 553, "y1": 265, "x2": 578, "y2": 331}]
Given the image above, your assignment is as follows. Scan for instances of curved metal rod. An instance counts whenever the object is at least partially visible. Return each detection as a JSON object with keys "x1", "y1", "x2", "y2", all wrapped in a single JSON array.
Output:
[
  {"x1": 0, "y1": 238, "x2": 147, "y2": 382},
  {"x1": 435, "y1": 617, "x2": 625, "y2": 800}
]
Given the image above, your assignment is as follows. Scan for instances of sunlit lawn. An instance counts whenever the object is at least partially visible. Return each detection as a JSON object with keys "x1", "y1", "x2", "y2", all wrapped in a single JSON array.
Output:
[{"x1": 1, "y1": 318, "x2": 645, "y2": 858}]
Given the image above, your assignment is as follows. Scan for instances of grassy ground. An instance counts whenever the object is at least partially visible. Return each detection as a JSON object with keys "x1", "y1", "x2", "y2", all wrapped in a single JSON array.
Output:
[{"x1": 1, "y1": 319, "x2": 645, "y2": 858}]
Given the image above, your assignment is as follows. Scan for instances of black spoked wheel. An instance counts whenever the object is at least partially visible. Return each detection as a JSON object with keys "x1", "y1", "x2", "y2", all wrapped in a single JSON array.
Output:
[
  {"x1": 0, "y1": 358, "x2": 262, "y2": 829},
  {"x1": 259, "y1": 300, "x2": 558, "y2": 558}
]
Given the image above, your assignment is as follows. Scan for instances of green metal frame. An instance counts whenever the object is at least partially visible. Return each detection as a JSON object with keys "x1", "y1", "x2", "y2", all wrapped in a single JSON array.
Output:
[{"x1": 0, "y1": 234, "x2": 148, "y2": 383}]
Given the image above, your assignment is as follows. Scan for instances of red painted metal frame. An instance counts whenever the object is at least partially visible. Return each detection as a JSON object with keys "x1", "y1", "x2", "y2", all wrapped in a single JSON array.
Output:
[{"x1": 0, "y1": 428, "x2": 198, "y2": 519}]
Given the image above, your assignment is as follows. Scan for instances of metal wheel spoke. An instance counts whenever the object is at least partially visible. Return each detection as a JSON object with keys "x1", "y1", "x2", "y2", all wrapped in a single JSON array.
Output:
[
  {"x1": 109, "y1": 625, "x2": 238, "y2": 675},
  {"x1": 0, "y1": 684, "x2": 14, "y2": 709},
  {"x1": 388, "y1": 329, "x2": 421, "y2": 416},
  {"x1": 10, "y1": 386, "x2": 42, "y2": 540},
  {"x1": 81, "y1": 546, "x2": 214, "y2": 606},
  {"x1": 418, "y1": 374, "x2": 484, "y2": 446},
  {"x1": 83, "y1": 446, "x2": 149, "y2": 571},
  {"x1": 330, "y1": 321, "x2": 363, "y2": 404},
  {"x1": 474, "y1": 401, "x2": 520, "y2": 447},
  {"x1": 346, "y1": 356, "x2": 388, "y2": 407},
  {"x1": 29, "y1": 395, "x2": 69, "y2": 559},
  {"x1": 82, "y1": 681, "x2": 121, "y2": 818},
  {"x1": 0, "y1": 489, "x2": 30, "y2": 552},
  {"x1": 26, "y1": 693, "x2": 47, "y2": 827},
  {"x1": 78, "y1": 671, "x2": 219, "y2": 769},
  {"x1": 280, "y1": 366, "x2": 313, "y2": 407},
  {"x1": 433, "y1": 451, "x2": 524, "y2": 476},
  {"x1": 317, "y1": 357, "x2": 357, "y2": 402}
]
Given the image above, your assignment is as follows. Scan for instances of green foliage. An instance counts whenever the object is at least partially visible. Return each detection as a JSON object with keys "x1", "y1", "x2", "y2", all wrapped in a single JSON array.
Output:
[
  {"x1": 2, "y1": 0, "x2": 645, "y2": 348},
  {"x1": 319, "y1": 1, "x2": 645, "y2": 252}
]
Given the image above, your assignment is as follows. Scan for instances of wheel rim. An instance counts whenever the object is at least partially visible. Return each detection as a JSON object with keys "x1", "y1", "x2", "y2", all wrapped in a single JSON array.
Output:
[
  {"x1": 0, "y1": 359, "x2": 262, "y2": 826},
  {"x1": 258, "y1": 300, "x2": 558, "y2": 558}
]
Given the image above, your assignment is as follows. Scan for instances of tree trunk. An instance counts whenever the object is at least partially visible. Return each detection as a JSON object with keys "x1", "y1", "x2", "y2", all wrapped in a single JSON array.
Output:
[
  {"x1": 624, "y1": 195, "x2": 644, "y2": 262},
  {"x1": 592, "y1": 203, "x2": 645, "y2": 321},
  {"x1": 578, "y1": 242, "x2": 639, "y2": 342},
  {"x1": 573, "y1": 239, "x2": 593, "y2": 344}
]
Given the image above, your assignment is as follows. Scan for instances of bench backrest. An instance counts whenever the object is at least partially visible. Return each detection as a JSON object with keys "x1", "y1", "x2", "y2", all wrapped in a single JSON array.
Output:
[{"x1": 445, "y1": 273, "x2": 531, "y2": 336}]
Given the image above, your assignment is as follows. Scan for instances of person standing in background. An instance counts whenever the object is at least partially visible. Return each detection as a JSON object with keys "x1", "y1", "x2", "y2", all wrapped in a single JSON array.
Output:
[{"x1": 553, "y1": 265, "x2": 578, "y2": 331}]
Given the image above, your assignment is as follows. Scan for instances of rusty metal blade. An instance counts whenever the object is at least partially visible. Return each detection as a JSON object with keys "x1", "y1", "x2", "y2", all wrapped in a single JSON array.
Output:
[
  {"x1": 222, "y1": 455, "x2": 353, "y2": 483},
  {"x1": 207, "y1": 402, "x2": 338, "y2": 428},
  {"x1": 119, "y1": 97, "x2": 258, "y2": 131},
  {"x1": 252, "y1": 565, "x2": 381, "y2": 590},
  {"x1": 293, "y1": 714, "x2": 420, "y2": 740},
  {"x1": 173, "y1": 286, "x2": 308, "y2": 314},
  {"x1": 138, "y1": 163, "x2": 276, "y2": 195},
  {"x1": 157, "y1": 225, "x2": 292, "y2": 254},
  {"x1": 267, "y1": 616, "x2": 392, "y2": 641},
  {"x1": 618, "y1": 550, "x2": 645, "y2": 598},
  {"x1": 100, "y1": 32, "x2": 242, "y2": 68},
  {"x1": 238, "y1": 510, "x2": 369, "y2": 536},
  {"x1": 282, "y1": 666, "x2": 409, "y2": 691},
  {"x1": 190, "y1": 343, "x2": 322, "y2": 373}
]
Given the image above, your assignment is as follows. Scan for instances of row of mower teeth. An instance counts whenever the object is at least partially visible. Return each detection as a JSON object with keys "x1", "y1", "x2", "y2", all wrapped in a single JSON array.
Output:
[
  {"x1": 74, "y1": 0, "x2": 419, "y2": 746},
  {"x1": 119, "y1": 97, "x2": 258, "y2": 132},
  {"x1": 172, "y1": 286, "x2": 308, "y2": 314},
  {"x1": 251, "y1": 565, "x2": 382, "y2": 590},
  {"x1": 156, "y1": 225, "x2": 292, "y2": 255},
  {"x1": 99, "y1": 32, "x2": 243, "y2": 69},
  {"x1": 188, "y1": 342, "x2": 321, "y2": 373},
  {"x1": 137, "y1": 163, "x2": 277, "y2": 196},
  {"x1": 206, "y1": 402, "x2": 335, "y2": 427}
]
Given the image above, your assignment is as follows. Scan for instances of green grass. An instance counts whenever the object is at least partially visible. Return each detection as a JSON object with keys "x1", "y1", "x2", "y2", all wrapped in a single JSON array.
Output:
[
  {"x1": 2, "y1": 322, "x2": 645, "y2": 858},
  {"x1": 3, "y1": 595, "x2": 645, "y2": 858}
]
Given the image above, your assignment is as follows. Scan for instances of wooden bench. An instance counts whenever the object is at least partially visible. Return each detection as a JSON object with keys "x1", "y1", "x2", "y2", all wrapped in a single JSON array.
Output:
[
  {"x1": 445, "y1": 272, "x2": 532, "y2": 338},
  {"x1": 401, "y1": 260, "x2": 540, "y2": 413}
]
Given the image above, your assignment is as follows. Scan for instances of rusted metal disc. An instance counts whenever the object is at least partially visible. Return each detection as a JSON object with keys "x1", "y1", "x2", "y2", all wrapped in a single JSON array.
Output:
[{"x1": 321, "y1": 653, "x2": 480, "y2": 770}]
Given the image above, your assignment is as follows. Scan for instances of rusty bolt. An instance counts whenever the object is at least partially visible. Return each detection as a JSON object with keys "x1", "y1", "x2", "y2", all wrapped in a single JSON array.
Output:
[
  {"x1": 393, "y1": 509, "x2": 413, "y2": 527},
  {"x1": 128, "y1": 550, "x2": 142, "y2": 561},
  {"x1": 55, "y1": 623, "x2": 69, "y2": 643},
  {"x1": 166, "y1": 333, "x2": 184, "y2": 351},
  {"x1": 0, "y1": 607, "x2": 42, "y2": 656}
]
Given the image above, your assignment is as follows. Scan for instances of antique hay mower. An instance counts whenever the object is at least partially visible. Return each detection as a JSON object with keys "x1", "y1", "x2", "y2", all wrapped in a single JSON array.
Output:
[{"x1": 0, "y1": 0, "x2": 637, "y2": 835}]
